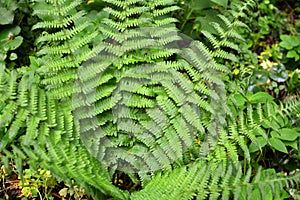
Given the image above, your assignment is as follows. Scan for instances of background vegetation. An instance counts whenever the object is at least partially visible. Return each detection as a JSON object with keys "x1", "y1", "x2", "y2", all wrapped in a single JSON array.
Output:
[{"x1": 0, "y1": 0, "x2": 300, "y2": 199}]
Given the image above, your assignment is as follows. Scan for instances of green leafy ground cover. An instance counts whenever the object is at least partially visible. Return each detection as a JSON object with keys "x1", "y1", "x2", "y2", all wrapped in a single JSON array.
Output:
[{"x1": 0, "y1": 0, "x2": 300, "y2": 199}]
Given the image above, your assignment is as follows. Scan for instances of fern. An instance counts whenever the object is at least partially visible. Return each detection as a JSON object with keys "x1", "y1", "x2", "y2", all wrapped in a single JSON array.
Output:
[
  {"x1": 32, "y1": 0, "x2": 103, "y2": 99},
  {"x1": 1, "y1": 0, "x2": 300, "y2": 199},
  {"x1": 131, "y1": 159, "x2": 300, "y2": 200},
  {"x1": 0, "y1": 67, "x2": 129, "y2": 199},
  {"x1": 210, "y1": 91, "x2": 300, "y2": 167},
  {"x1": 70, "y1": 0, "x2": 228, "y2": 179}
]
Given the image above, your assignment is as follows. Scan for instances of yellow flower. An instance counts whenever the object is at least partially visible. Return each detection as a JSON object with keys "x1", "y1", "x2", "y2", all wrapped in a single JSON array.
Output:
[
  {"x1": 260, "y1": 59, "x2": 276, "y2": 69},
  {"x1": 233, "y1": 68, "x2": 239, "y2": 75},
  {"x1": 258, "y1": 51, "x2": 272, "y2": 61},
  {"x1": 257, "y1": 54, "x2": 263, "y2": 60},
  {"x1": 295, "y1": 69, "x2": 300, "y2": 79}
]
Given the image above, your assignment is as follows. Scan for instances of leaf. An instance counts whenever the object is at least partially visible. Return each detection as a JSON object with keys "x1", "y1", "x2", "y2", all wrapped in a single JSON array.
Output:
[
  {"x1": 277, "y1": 128, "x2": 299, "y2": 141},
  {"x1": 249, "y1": 136, "x2": 267, "y2": 153},
  {"x1": 232, "y1": 93, "x2": 246, "y2": 108},
  {"x1": 9, "y1": 53, "x2": 18, "y2": 61},
  {"x1": 59, "y1": 188, "x2": 69, "y2": 197},
  {"x1": 29, "y1": 56, "x2": 40, "y2": 69},
  {"x1": 0, "y1": 8, "x2": 14, "y2": 25},
  {"x1": 250, "y1": 70, "x2": 269, "y2": 85},
  {"x1": 247, "y1": 85, "x2": 261, "y2": 93},
  {"x1": 211, "y1": 0, "x2": 228, "y2": 7},
  {"x1": 269, "y1": 64, "x2": 288, "y2": 83},
  {"x1": 266, "y1": 121, "x2": 280, "y2": 132},
  {"x1": 279, "y1": 35, "x2": 300, "y2": 50},
  {"x1": 265, "y1": 189, "x2": 273, "y2": 200},
  {"x1": 0, "y1": 52, "x2": 7, "y2": 61},
  {"x1": 287, "y1": 50, "x2": 300, "y2": 61},
  {"x1": 269, "y1": 138, "x2": 288, "y2": 153},
  {"x1": 247, "y1": 92, "x2": 274, "y2": 104},
  {"x1": 283, "y1": 141, "x2": 297, "y2": 149},
  {"x1": 270, "y1": 131, "x2": 280, "y2": 138},
  {"x1": 251, "y1": 188, "x2": 262, "y2": 200},
  {"x1": 0, "y1": 25, "x2": 21, "y2": 41},
  {"x1": 192, "y1": 0, "x2": 213, "y2": 10},
  {"x1": 1, "y1": 36, "x2": 23, "y2": 51}
]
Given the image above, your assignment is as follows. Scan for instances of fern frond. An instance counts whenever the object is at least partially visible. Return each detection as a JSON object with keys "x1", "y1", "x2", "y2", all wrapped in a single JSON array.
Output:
[
  {"x1": 153, "y1": 18, "x2": 178, "y2": 27},
  {"x1": 33, "y1": 0, "x2": 103, "y2": 99},
  {"x1": 65, "y1": 0, "x2": 233, "y2": 184},
  {"x1": 7, "y1": 70, "x2": 18, "y2": 100},
  {"x1": 131, "y1": 159, "x2": 300, "y2": 200},
  {"x1": 213, "y1": 49, "x2": 238, "y2": 62},
  {"x1": 33, "y1": 0, "x2": 82, "y2": 17},
  {"x1": 4, "y1": 1, "x2": 293, "y2": 199},
  {"x1": 32, "y1": 10, "x2": 86, "y2": 30},
  {"x1": 0, "y1": 69, "x2": 129, "y2": 199},
  {"x1": 36, "y1": 20, "x2": 91, "y2": 43},
  {"x1": 152, "y1": 6, "x2": 179, "y2": 17},
  {"x1": 198, "y1": 0, "x2": 254, "y2": 65},
  {"x1": 104, "y1": 6, "x2": 149, "y2": 21},
  {"x1": 104, "y1": 0, "x2": 143, "y2": 9},
  {"x1": 282, "y1": 97, "x2": 300, "y2": 117}
]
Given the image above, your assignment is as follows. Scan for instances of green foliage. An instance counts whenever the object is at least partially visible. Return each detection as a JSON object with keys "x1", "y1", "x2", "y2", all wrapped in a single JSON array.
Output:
[
  {"x1": 19, "y1": 168, "x2": 57, "y2": 199},
  {"x1": 0, "y1": 160, "x2": 90, "y2": 199},
  {"x1": 0, "y1": 65, "x2": 128, "y2": 199},
  {"x1": 228, "y1": 91, "x2": 300, "y2": 156},
  {"x1": 244, "y1": 45, "x2": 300, "y2": 99},
  {"x1": 0, "y1": 0, "x2": 40, "y2": 69},
  {"x1": 58, "y1": 180, "x2": 87, "y2": 200},
  {"x1": 279, "y1": 34, "x2": 300, "y2": 61},
  {"x1": 131, "y1": 160, "x2": 296, "y2": 200},
  {"x1": 32, "y1": 0, "x2": 105, "y2": 99},
  {"x1": 0, "y1": 0, "x2": 23, "y2": 68},
  {"x1": 0, "y1": 0, "x2": 300, "y2": 199},
  {"x1": 72, "y1": 0, "x2": 233, "y2": 180}
]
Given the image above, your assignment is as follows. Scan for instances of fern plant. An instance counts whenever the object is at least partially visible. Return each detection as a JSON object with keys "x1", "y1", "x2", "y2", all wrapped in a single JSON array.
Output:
[
  {"x1": 131, "y1": 159, "x2": 300, "y2": 200},
  {"x1": 74, "y1": 0, "x2": 230, "y2": 177},
  {"x1": 32, "y1": 0, "x2": 105, "y2": 98},
  {"x1": 1, "y1": 0, "x2": 300, "y2": 199},
  {"x1": 0, "y1": 65, "x2": 128, "y2": 199}
]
